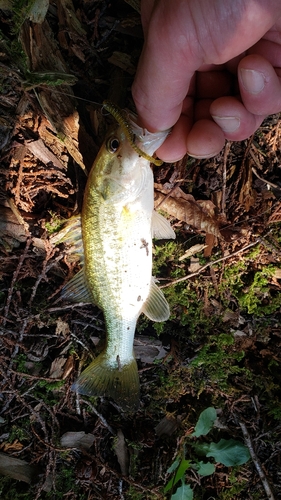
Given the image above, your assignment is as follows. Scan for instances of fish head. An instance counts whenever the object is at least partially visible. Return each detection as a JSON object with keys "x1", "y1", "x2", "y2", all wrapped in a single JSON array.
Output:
[
  {"x1": 91, "y1": 125, "x2": 150, "y2": 204},
  {"x1": 90, "y1": 114, "x2": 170, "y2": 205}
]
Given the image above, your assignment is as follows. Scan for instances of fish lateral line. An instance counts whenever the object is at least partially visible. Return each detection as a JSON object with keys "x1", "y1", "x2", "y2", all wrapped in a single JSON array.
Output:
[{"x1": 102, "y1": 100, "x2": 163, "y2": 166}]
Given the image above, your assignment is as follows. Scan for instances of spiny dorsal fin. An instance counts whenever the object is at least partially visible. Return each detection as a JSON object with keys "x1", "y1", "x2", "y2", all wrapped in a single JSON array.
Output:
[
  {"x1": 72, "y1": 353, "x2": 140, "y2": 413},
  {"x1": 142, "y1": 279, "x2": 170, "y2": 322},
  {"x1": 61, "y1": 268, "x2": 92, "y2": 303},
  {"x1": 152, "y1": 211, "x2": 175, "y2": 240}
]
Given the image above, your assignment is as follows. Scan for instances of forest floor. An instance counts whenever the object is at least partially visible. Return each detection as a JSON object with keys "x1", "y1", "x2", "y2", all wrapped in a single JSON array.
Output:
[{"x1": 0, "y1": 1, "x2": 281, "y2": 499}]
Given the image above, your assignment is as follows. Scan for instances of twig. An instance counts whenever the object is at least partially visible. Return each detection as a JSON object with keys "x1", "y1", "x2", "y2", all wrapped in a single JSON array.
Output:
[
  {"x1": 2, "y1": 237, "x2": 32, "y2": 326},
  {"x1": 160, "y1": 238, "x2": 261, "y2": 288},
  {"x1": 239, "y1": 422, "x2": 276, "y2": 500},
  {"x1": 221, "y1": 141, "x2": 231, "y2": 218},
  {"x1": 80, "y1": 398, "x2": 116, "y2": 435}
]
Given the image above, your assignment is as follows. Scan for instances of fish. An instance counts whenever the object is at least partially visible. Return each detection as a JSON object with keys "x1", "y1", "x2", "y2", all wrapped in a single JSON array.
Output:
[{"x1": 60, "y1": 107, "x2": 175, "y2": 412}]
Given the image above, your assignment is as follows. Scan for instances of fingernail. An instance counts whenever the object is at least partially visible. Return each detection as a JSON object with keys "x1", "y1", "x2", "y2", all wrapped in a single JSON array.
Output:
[
  {"x1": 212, "y1": 115, "x2": 240, "y2": 133},
  {"x1": 240, "y1": 68, "x2": 265, "y2": 94}
]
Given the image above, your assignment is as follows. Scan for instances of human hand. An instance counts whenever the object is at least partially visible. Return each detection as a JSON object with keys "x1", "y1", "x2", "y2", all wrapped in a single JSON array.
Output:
[{"x1": 132, "y1": 0, "x2": 281, "y2": 161}]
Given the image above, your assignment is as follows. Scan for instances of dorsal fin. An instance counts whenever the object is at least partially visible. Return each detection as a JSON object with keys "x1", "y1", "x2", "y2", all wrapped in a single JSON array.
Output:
[
  {"x1": 142, "y1": 279, "x2": 170, "y2": 322},
  {"x1": 152, "y1": 211, "x2": 175, "y2": 240}
]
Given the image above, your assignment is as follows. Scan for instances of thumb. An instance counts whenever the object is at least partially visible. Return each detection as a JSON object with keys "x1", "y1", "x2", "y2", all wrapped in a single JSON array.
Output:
[{"x1": 132, "y1": 2, "x2": 198, "y2": 131}]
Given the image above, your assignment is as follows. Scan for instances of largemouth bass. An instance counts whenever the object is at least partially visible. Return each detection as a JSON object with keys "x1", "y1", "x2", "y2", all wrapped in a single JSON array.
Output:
[{"x1": 61, "y1": 110, "x2": 175, "y2": 411}]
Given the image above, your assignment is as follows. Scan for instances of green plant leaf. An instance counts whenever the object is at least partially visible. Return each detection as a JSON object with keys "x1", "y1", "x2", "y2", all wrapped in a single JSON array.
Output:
[
  {"x1": 164, "y1": 459, "x2": 191, "y2": 493},
  {"x1": 167, "y1": 457, "x2": 180, "y2": 474},
  {"x1": 206, "y1": 439, "x2": 250, "y2": 466},
  {"x1": 194, "y1": 461, "x2": 216, "y2": 476},
  {"x1": 165, "y1": 458, "x2": 181, "y2": 492},
  {"x1": 191, "y1": 407, "x2": 217, "y2": 437},
  {"x1": 174, "y1": 459, "x2": 191, "y2": 485},
  {"x1": 171, "y1": 480, "x2": 193, "y2": 500}
]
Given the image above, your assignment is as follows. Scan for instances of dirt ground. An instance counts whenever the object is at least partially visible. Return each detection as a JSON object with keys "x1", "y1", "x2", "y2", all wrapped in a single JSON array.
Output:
[{"x1": 0, "y1": 1, "x2": 281, "y2": 499}]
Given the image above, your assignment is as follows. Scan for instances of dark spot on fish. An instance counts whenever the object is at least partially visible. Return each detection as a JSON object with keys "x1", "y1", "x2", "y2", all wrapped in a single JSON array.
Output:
[
  {"x1": 127, "y1": 327, "x2": 130, "y2": 330},
  {"x1": 116, "y1": 355, "x2": 122, "y2": 372},
  {"x1": 140, "y1": 238, "x2": 149, "y2": 256},
  {"x1": 137, "y1": 295, "x2": 141, "y2": 301}
]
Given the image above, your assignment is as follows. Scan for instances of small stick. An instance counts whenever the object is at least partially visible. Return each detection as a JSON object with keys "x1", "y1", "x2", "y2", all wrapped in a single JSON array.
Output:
[
  {"x1": 239, "y1": 422, "x2": 276, "y2": 500},
  {"x1": 80, "y1": 398, "x2": 115, "y2": 435},
  {"x1": 221, "y1": 141, "x2": 231, "y2": 218}
]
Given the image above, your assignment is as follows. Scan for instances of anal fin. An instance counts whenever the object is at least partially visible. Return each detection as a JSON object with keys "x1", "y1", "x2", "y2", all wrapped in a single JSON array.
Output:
[{"x1": 142, "y1": 279, "x2": 170, "y2": 322}]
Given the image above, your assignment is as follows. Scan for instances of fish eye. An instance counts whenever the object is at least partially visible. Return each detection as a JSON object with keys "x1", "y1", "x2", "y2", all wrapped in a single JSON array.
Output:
[{"x1": 107, "y1": 137, "x2": 120, "y2": 153}]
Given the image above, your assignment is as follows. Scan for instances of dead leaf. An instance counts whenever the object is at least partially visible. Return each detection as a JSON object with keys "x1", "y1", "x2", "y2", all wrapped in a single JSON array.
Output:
[
  {"x1": 155, "y1": 415, "x2": 180, "y2": 437},
  {"x1": 188, "y1": 257, "x2": 201, "y2": 273},
  {"x1": 134, "y1": 336, "x2": 168, "y2": 363},
  {"x1": 55, "y1": 318, "x2": 70, "y2": 336},
  {"x1": 154, "y1": 190, "x2": 222, "y2": 237},
  {"x1": 113, "y1": 429, "x2": 129, "y2": 476},
  {"x1": 179, "y1": 243, "x2": 208, "y2": 261},
  {"x1": 1, "y1": 439, "x2": 23, "y2": 452},
  {"x1": 0, "y1": 452, "x2": 38, "y2": 483},
  {"x1": 60, "y1": 431, "x2": 95, "y2": 451},
  {"x1": 62, "y1": 355, "x2": 74, "y2": 379},
  {"x1": 49, "y1": 357, "x2": 67, "y2": 379}
]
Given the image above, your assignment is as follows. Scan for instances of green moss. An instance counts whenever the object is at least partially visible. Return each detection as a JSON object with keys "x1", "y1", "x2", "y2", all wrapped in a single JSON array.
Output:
[
  {"x1": 190, "y1": 333, "x2": 247, "y2": 391},
  {"x1": 8, "y1": 422, "x2": 30, "y2": 443}
]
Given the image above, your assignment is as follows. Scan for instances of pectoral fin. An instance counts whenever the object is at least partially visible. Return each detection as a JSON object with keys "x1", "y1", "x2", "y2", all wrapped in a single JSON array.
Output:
[
  {"x1": 142, "y1": 279, "x2": 170, "y2": 322},
  {"x1": 51, "y1": 215, "x2": 84, "y2": 262},
  {"x1": 152, "y1": 211, "x2": 175, "y2": 240},
  {"x1": 61, "y1": 268, "x2": 92, "y2": 303}
]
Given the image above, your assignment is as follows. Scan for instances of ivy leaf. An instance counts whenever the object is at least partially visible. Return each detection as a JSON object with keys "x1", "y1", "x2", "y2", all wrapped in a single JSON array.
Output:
[
  {"x1": 171, "y1": 480, "x2": 193, "y2": 500},
  {"x1": 206, "y1": 439, "x2": 250, "y2": 466},
  {"x1": 191, "y1": 407, "x2": 217, "y2": 437},
  {"x1": 194, "y1": 461, "x2": 216, "y2": 476}
]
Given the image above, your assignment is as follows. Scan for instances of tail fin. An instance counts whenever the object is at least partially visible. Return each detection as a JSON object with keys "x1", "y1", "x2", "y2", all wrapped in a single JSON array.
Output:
[{"x1": 72, "y1": 353, "x2": 140, "y2": 412}]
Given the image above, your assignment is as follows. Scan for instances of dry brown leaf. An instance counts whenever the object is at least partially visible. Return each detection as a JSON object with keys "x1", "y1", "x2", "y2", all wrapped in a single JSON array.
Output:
[
  {"x1": 154, "y1": 190, "x2": 222, "y2": 237},
  {"x1": 155, "y1": 415, "x2": 179, "y2": 437},
  {"x1": 49, "y1": 357, "x2": 67, "y2": 379},
  {"x1": 1, "y1": 440, "x2": 23, "y2": 452},
  {"x1": 179, "y1": 243, "x2": 208, "y2": 261},
  {"x1": 55, "y1": 318, "x2": 70, "y2": 336},
  {"x1": 188, "y1": 257, "x2": 201, "y2": 273}
]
